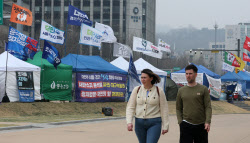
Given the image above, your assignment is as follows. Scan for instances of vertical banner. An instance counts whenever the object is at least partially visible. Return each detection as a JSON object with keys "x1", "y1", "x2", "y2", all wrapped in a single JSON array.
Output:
[
  {"x1": 16, "y1": 72, "x2": 34, "y2": 102},
  {"x1": 113, "y1": 42, "x2": 132, "y2": 58},
  {"x1": 133, "y1": 37, "x2": 152, "y2": 53},
  {"x1": 42, "y1": 40, "x2": 61, "y2": 69},
  {"x1": 0, "y1": 0, "x2": 3, "y2": 25},
  {"x1": 79, "y1": 23, "x2": 103, "y2": 48},
  {"x1": 40, "y1": 20, "x2": 65, "y2": 44},
  {"x1": 205, "y1": 74, "x2": 221, "y2": 99},
  {"x1": 75, "y1": 72, "x2": 127, "y2": 102},
  {"x1": 10, "y1": 3, "x2": 32, "y2": 26}
]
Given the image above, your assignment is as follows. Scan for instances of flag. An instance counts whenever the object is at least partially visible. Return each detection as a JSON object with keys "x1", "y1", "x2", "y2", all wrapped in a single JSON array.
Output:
[
  {"x1": 143, "y1": 45, "x2": 163, "y2": 59},
  {"x1": 158, "y1": 39, "x2": 171, "y2": 52},
  {"x1": 243, "y1": 52, "x2": 250, "y2": 62},
  {"x1": 79, "y1": 23, "x2": 103, "y2": 48},
  {"x1": 10, "y1": 3, "x2": 32, "y2": 26},
  {"x1": 113, "y1": 42, "x2": 132, "y2": 58},
  {"x1": 67, "y1": 5, "x2": 92, "y2": 26},
  {"x1": 5, "y1": 42, "x2": 8, "y2": 51},
  {"x1": 243, "y1": 36, "x2": 250, "y2": 52},
  {"x1": 128, "y1": 54, "x2": 141, "y2": 84},
  {"x1": 42, "y1": 40, "x2": 61, "y2": 69},
  {"x1": 222, "y1": 62, "x2": 235, "y2": 72},
  {"x1": 40, "y1": 20, "x2": 65, "y2": 45},
  {"x1": 234, "y1": 54, "x2": 245, "y2": 71},
  {"x1": 95, "y1": 22, "x2": 117, "y2": 43},
  {"x1": 224, "y1": 52, "x2": 240, "y2": 67},
  {"x1": 133, "y1": 37, "x2": 152, "y2": 53},
  {"x1": 8, "y1": 26, "x2": 38, "y2": 60}
]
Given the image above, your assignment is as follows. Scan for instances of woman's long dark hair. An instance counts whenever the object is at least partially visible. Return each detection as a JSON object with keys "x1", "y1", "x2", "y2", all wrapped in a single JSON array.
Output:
[{"x1": 141, "y1": 69, "x2": 161, "y2": 85}]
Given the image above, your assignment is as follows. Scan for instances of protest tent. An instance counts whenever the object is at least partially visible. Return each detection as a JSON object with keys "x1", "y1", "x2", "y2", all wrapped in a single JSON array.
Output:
[
  {"x1": 110, "y1": 56, "x2": 129, "y2": 71},
  {"x1": 26, "y1": 51, "x2": 73, "y2": 101},
  {"x1": 61, "y1": 54, "x2": 128, "y2": 102},
  {"x1": 0, "y1": 51, "x2": 41, "y2": 102},
  {"x1": 221, "y1": 72, "x2": 243, "y2": 82}
]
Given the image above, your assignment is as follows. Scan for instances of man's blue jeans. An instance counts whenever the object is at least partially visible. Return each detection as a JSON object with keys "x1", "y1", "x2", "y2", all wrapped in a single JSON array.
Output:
[{"x1": 135, "y1": 117, "x2": 162, "y2": 143}]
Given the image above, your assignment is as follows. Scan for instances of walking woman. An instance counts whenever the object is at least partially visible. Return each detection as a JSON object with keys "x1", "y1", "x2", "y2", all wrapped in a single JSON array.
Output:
[{"x1": 126, "y1": 69, "x2": 169, "y2": 143}]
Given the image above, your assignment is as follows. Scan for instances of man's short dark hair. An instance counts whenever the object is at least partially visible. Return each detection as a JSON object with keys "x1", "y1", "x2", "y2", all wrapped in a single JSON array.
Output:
[{"x1": 185, "y1": 64, "x2": 198, "y2": 73}]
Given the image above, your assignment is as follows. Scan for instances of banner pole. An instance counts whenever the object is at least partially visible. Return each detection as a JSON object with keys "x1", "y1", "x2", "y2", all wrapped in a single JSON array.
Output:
[{"x1": 64, "y1": 23, "x2": 69, "y2": 57}]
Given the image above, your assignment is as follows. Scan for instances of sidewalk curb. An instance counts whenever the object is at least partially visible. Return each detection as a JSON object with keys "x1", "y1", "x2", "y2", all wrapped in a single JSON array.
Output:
[{"x1": 0, "y1": 117, "x2": 125, "y2": 131}]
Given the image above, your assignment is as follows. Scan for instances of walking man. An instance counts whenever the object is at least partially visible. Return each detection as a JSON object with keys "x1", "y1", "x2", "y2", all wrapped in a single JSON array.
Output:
[{"x1": 176, "y1": 64, "x2": 212, "y2": 143}]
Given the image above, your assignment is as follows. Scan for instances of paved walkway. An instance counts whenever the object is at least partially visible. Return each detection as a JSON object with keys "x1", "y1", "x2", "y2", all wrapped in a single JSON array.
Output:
[{"x1": 0, "y1": 114, "x2": 250, "y2": 143}]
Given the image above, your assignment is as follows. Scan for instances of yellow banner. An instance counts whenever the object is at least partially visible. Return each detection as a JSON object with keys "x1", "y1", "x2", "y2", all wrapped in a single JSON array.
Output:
[{"x1": 234, "y1": 54, "x2": 245, "y2": 71}]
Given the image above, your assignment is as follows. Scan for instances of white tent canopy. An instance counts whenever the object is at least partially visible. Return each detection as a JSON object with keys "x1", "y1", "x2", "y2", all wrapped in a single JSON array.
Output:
[
  {"x1": 0, "y1": 51, "x2": 41, "y2": 102},
  {"x1": 134, "y1": 58, "x2": 167, "y2": 76},
  {"x1": 110, "y1": 56, "x2": 129, "y2": 71},
  {"x1": 111, "y1": 57, "x2": 167, "y2": 93}
]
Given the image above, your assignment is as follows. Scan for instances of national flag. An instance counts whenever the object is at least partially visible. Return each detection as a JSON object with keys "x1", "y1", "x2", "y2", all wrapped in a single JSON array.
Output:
[
  {"x1": 67, "y1": 5, "x2": 92, "y2": 26},
  {"x1": 128, "y1": 54, "x2": 141, "y2": 84},
  {"x1": 243, "y1": 36, "x2": 250, "y2": 52},
  {"x1": 95, "y1": 22, "x2": 117, "y2": 43},
  {"x1": 42, "y1": 40, "x2": 61, "y2": 69},
  {"x1": 243, "y1": 52, "x2": 250, "y2": 62},
  {"x1": 234, "y1": 54, "x2": 245, "y2": 71},
  {"x1": 7, "y1": 26, "x2": 38, "y2": 60},
  {"x1": 224, "y1": 52, "x2": 240, "y2": 67},
  {"x1": 10, "y1": 3, "x2": 32, "y2": 26}
]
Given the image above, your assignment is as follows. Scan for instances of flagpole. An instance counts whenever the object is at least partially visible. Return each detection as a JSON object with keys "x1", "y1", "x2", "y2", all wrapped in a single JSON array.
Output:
[{"x1": 64, "y1": 23, "x2": 69, "y2": 57}]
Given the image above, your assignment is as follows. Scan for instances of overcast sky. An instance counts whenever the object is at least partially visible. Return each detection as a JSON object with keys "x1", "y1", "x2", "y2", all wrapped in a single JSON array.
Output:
[{"x1": 156, "y1": 0, "x2": 250, "y2": 29}]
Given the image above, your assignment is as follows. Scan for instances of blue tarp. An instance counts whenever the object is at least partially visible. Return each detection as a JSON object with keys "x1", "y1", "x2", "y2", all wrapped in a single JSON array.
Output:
[
  {"x1": 221, "y1": 72, "x2": 243, "y2": 82},
  {"x1": 61, "y1": 54, "x2": 128, "y2": 75},
  {"x1": 237, "y1": 71, "x2": 250, "y2": 89}
]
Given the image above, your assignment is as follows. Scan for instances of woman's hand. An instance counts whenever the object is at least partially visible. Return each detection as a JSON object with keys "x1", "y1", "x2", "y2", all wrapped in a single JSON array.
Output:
[
  {"x1": 127, "y1": 123, "x2": 133, "y2": 131},
  {"x1": 162, "y1": 130, "x2": 168, "y2": 135}
]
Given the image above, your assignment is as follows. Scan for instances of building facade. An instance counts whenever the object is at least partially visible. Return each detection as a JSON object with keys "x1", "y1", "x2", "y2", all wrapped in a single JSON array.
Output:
[{"x1": 1, "y1": 0, "x2": 156, "y2": 60}]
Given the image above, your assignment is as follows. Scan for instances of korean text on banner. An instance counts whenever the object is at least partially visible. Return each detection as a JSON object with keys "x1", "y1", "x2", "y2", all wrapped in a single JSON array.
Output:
[
  {"x1": 8, "y1": 26, "x2": 38, "y2": 60},
  {"x1": 16, "y1": 71, "x2": 35, "y2": 102},
  {"x1": 133, "y1": 37, "x2": 152, "y2": 53},
  {"x1": 79, "y1": 23, "x2": 103, "y2": 48},
  {"x1": 67, "y1": 5, "x2": 92, "y2": 26},
  {"x1": 95, "y1": 22, "x2": 117, "y2": 43},
  {"x1": 158, "y1": 39, "x2": 171, "y2": 52},
  {"x1": 10, "y1": 3, "x2": 32, "y2": 26},
  {"x1": 205, "y1": 74, "x2": 221, "y2": 99},
  {"x1": 243, "y1": 52, "x2": 250, "y2": 62},
  {"x1": 75, "y1": 72, "x2": 127, "y2": 102},
  {"x1": 234, "y1": 54, "x2": 245, "y2": 71},
  {"x1": 42, "y1": 40, "x2": 61, "y2": 69},
  {"x1": 113, "y1": 42, "x2": 131, "y2": 58},
  {"x1": 222, "y1": 62, "x2": 235, "y2": 72},
  {"x1": 40, "y1": 20, "x2": 65, "y2": 45},
  {"x1": 243, "y1": 36, "x2": 250, "y2": 52},
  {"x1": 224, "y1": 52, "x2": 240, "y2": 67},
  {"x1": 143, "y1": 45, "x2": 163, "y2": 59}
]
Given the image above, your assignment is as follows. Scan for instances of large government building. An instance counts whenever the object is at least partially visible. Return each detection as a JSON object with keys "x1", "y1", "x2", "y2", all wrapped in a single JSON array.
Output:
[{"x1": 2, "y1": 0, "x2": 156, "y2": 60}]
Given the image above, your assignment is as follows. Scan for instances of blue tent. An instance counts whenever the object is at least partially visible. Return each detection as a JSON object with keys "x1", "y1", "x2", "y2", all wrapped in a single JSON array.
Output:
[
  {"x1": 61, "y1": 54, "x2": 127, "y2": 74},
  {"x1": 174, "y1": 64, "x2": 220, "y2": 79},
  {"x1": 221, "y1": 72, "x2": 243, "y2": 82},
  {"x1": 237, "y1": 71, "x2": 250, "y2": 89}
]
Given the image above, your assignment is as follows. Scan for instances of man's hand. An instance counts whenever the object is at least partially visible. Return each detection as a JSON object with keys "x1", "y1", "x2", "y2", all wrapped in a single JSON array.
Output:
[
  {"x1": 127, "y1": 123, "x2": 133, "y2": 131},
  {"x1": 162, "y1": 130, "x2": 168, "y2": 135},
  {"x1": 204, "y1": 123, "x2": 210, "y2": 133}
]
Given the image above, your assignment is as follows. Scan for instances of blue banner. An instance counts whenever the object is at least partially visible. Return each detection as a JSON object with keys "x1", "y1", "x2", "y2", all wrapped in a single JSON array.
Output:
[
  {"x1": 75, "y1": 72, "x2": 127, "y2": 102},
  {"x1": 128, "y1": 54, "x2": 141, "y2": 84},
  {"x1": 67, "y1": 5, "x2": 92, "y2": 26},
  {"x1": 18, "y1": 90, "x2": 34, "y2": 102},
  {"x1": 42, "y1": 40, "x2": 61, "y2": 69},
  {"x1": 5, "y1": 42, "x2": 7, "y2": 51},
  {"x1": 7, "y1": 26, "x2": 38, "y2": 60}
]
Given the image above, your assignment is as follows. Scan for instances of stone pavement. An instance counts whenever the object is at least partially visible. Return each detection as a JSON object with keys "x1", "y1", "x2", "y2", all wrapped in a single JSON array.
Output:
[{"x1": 0, "y1": 114, "x2": 250, "y2": 143}]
